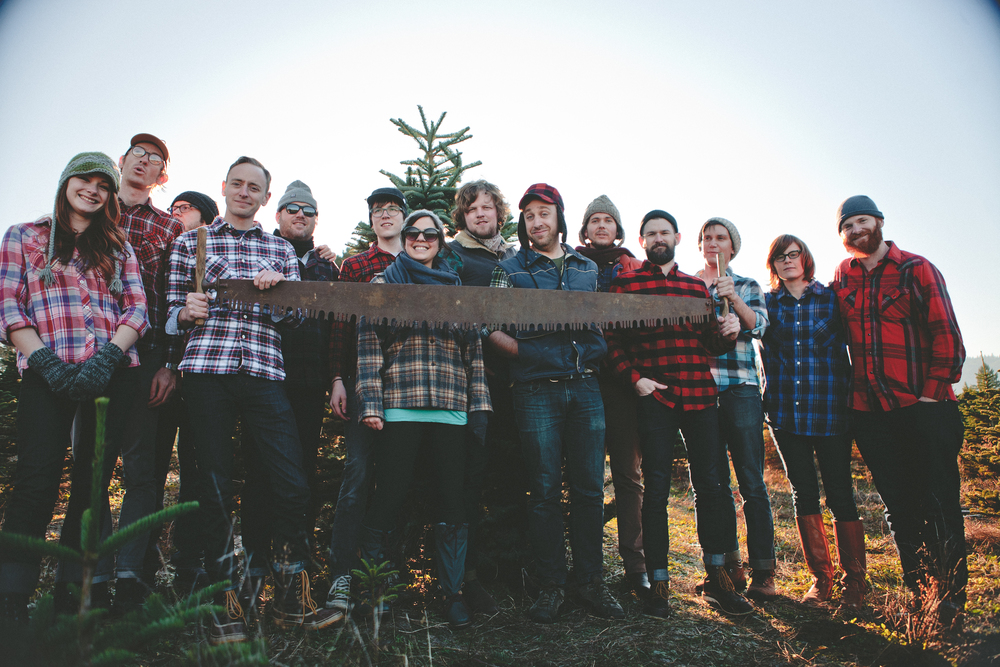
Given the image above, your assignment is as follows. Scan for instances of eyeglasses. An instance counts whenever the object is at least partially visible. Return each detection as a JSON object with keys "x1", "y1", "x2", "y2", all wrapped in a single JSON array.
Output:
[
  {"x1": 774, "y1": 250, "x2": 802, "y2": 262},
  {"x1": 402, "y1": 227, "x2": 441, "y2": 242},
  {"x1": 170, "y1": 203, "x2": 195, "y2": 215},
  {"x1": 283, "y1": 204, "x2": 317, "y2": 217},
  {"x1": 129, "y1": 145, "x2": 164, "y2": 165},
  {"x1": 371, "y1": 205, "x2": 403, "y2": 218}
]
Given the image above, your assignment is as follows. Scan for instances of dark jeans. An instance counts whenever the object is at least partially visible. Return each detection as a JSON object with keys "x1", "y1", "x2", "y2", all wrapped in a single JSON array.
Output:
[
  {"x1": 717, "y1": 384, "x2": 776, "y2": 570},
  {"x1": 328, "y1": 376, "x2": 376, "y2": 579},
  {"x1": 242, "y1": 383, "x2": 327, "y2": 576},
  {"x1": 638, "y1": 398, "x2": 734, "y2": 576},
  {"x1": 0, "y1": 369, "x2": 132, "y2": 594},
  {"x1": 183, "y1": 373, "x2": 310, "y2": 587},
  {"x1": 364, "y1": 421, "x2": 466, "y2": 530},
  {"x1": 512, "y1": 376, "x2": 605, "y2": 586},
  {"x1": 600, "y1": 375, "x2": 644, "y2": 575},
  {"x1": 853, "y1": 401, "x2": 967, "y2": 603},
  {"x1": 770, "y1": 428, "x2": 859, "y2": 521}
]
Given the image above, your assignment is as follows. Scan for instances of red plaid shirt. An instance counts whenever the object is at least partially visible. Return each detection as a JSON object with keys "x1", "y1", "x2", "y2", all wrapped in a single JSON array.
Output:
[
  {"x1": 605, "y1": 261, "x2": 734, "y2": 411},
  {"x1": 833, "y1": 242, "x2": 965, "y2": 411},
  {"x1": 0, "y1": 218, "x2": 149, "y2": 373},
  {"x1": 118, "y1": 197, "x2": 183, "y2": 361},
  {"x1": 329, "y1": 244, "x2": 398, "y2": 379}
]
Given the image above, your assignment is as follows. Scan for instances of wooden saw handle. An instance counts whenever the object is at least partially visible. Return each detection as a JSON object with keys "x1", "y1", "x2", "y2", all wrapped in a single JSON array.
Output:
[
  {"x1": 194, "y1": 226, "x2": 207, "y2": 326},
  {"x1": 717, "y1": 252, "x2": 730, "y2": 317}
]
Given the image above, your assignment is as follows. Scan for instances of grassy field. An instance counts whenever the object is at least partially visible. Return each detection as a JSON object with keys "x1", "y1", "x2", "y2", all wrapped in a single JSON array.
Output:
[{"x1": 2, "y1": 427, "x2": 999, "y2": 666}]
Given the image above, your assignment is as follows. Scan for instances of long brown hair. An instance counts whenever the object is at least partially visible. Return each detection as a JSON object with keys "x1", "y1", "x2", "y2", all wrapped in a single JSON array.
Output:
[
  {"x1": 766, "y1": 234, "x2": 815, "y2": 290},
  {"x1": 53, "y1": 176, "x2": 127, "y2": 282}
]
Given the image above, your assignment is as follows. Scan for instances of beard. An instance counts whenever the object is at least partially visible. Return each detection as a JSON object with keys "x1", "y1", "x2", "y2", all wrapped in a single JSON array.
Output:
[
  {"x1": 645, "y1": 242, "x2": 675, "y2": 266},
  {"x1": 843, "y1": 224, "x2": 884, "y2": 255}
]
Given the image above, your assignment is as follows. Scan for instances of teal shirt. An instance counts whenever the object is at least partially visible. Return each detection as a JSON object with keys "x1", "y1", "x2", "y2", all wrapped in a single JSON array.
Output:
[{"x1": 384, "y1": 408, "x2": 468, "y2": 425}]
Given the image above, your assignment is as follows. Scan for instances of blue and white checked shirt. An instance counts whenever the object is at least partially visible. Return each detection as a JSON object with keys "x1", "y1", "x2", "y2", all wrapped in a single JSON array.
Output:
[
  {"x1": 698, "y1": 268, "x2": 768, "y2": 391},
  {"x1": 760, "y1": 280, "x2": 852, "y2": 436}
]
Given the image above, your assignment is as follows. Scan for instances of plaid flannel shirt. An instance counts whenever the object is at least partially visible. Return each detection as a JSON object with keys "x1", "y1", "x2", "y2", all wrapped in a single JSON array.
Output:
[
  {"x1": 355, "y1": 274, "x2": 491, "y2": 421},
  {"x1": 118, "y1": 197, "x2": 183, "y2": 363},
  {"x1": 329, "y1": 244, "x2": 397, "y2": 379},
  {"x1": 0, "y1": 219, "x2": 148, "y2": 373},
  {"x1": 761, "y1": 280, "x2": 852, "y2": 436},
  {"x1": 833, "y1": 242, "x2": 964, "y2": 411},
  {"x1": 166, "y1": 218, "x2": 300, "y2": 381},
  {"x1": 605, "y1": 261, "x2": 735, "y2": 411},
  {"x1": 697, "y1": 267, "x2": 768, "y2": 391}
]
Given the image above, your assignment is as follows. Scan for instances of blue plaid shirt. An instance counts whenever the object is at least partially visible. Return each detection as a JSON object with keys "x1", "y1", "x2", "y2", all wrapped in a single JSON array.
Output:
[
  {"x1": 761, "y1": 280, "x2": 851, "y2": 436},
  {"x1": 698, "y1": 268, "x2": 768, "y2": 390}
]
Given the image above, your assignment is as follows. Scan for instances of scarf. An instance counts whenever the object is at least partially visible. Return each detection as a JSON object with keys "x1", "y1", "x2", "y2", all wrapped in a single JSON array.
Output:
[
  {"x1": 575, "y1": 244, "x2": 635, "y2": 267},
  {"x1": 274, "y1": 228, "x2": 314, "y2": 259},
  {"x1": 383, "y1": 250, "x2": 461, "y2": 286}
]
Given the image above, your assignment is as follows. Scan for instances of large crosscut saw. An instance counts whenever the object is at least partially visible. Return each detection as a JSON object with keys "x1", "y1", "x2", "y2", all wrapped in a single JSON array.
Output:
[{"x1": 214, "y1": 279, "x2": 714, "y2": 331}]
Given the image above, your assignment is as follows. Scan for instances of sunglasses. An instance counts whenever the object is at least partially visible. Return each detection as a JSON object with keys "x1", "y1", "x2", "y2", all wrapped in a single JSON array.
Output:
[
  {"x1": 403, "y1": 227, "x2": 442, "y2": 242},
  {"x1": 283, "y1": 204, "x2": 317, "y2": 217}
]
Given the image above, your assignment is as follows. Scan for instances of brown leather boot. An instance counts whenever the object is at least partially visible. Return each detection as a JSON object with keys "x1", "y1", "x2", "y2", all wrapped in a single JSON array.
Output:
[
  {"x1": 834, "y1": 520, "x2": 869, "y2": 610},
  {"x1": 797, "y1": 514, "x2": 834, "y2": 606}
]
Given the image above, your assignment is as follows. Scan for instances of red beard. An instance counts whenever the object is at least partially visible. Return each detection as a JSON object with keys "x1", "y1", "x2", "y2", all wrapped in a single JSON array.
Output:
[{"x1": 844, "y1": 224, "x2": 883, "y2": 255}]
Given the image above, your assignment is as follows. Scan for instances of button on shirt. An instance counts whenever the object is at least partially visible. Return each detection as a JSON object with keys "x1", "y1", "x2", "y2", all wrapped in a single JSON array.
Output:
[
  {"x1": 697, "y1": 267, "x2": 768, "y2": 390},
  {"x1": 0, "y1": 219, "x2": 149, "y2": 373},
  {"x1": 166, "y1": 218, "x2": 300, "y2": 381},
  {"x1": 605, "y1": 261, "x2": 736, "y2": 411},
  {"x1": 761, "y1": 280, "x2": 851, "y2": 436},
  {"x1": 833, "y1": 241, "x2": 964, "y2": 411}
]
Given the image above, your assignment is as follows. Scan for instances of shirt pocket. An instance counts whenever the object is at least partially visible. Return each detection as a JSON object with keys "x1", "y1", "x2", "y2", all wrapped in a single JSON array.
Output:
[
  {"x1": 810, "y1": 316, "x2": 838, "y2": 348},
  {"x1": 203, "y1": 255, "x2": 231, "y2": 283},
  {"x1": 879, "y1": 286, "x2": 911, "y2": 321},
  {"x1": 835, "y1": 287, "x2": 858, "y2": 319},
  {"x1": 256, "y1": 257, "x2": 283, "y2": 275}
]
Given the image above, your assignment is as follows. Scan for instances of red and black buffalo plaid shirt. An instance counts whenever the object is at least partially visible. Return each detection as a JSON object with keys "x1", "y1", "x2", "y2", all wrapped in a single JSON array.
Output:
[
  {"x1": 605, "y1": 261, "x2": 735, "y2": 411},
  {"x1": 833, "y1": 242, "x2": 965, "y2": 411},
  {"x1": 329, "y1": 244, "x2": 398, "y2": 379}
]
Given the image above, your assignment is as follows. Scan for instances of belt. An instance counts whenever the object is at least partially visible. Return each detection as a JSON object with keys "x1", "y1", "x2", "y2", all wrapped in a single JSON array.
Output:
[{"x1": 546, "y1": 372, "x2": 596, "y2": 383}]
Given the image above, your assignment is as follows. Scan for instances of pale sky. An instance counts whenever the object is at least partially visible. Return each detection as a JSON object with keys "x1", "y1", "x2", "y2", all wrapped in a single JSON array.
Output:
[{"x1": 1, "y1": 0, "x2": 998, "y2": 355}]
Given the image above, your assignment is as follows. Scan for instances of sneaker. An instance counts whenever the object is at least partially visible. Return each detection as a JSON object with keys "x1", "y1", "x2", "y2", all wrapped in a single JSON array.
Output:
[
  {"x1": 463, "y1": 578, "x2": 499, "y2": 615},
  {"x1": 701, "y1": 566, "x2": 753, "y2": 616},
  {"x1": 209, "y1": 589, "x2": 248, "y2": 645},
  {"x1": 643, "y1": 580, "x2": 671, "y2": 620},
  {"x1": 273, "y1": 571, "x2": 344, "y2": 631},
  {"x1": 577, "y1": 576, "x2": 625, "y2": 620},
  {"x1": 745, "y1": 569, "x2": 778, "y2": 602},
  {"x1": 695, "y1": 561, "x2": 746, "y2": 595},
  {"x1": 325, "y1": 574, "x2": 352, "y2": 615},
  {"x1": 527, "y1": 584, "x2": 565, "y2": 624}
]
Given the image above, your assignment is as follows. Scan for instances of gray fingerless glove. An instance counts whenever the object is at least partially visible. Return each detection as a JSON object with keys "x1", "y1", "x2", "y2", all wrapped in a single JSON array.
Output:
[
  {"x1": 69, "y1": 343, "x2": 126, "y2": 401},
  {"x1": 27, "y1": 347, "x2": 80, "y2": 395}
]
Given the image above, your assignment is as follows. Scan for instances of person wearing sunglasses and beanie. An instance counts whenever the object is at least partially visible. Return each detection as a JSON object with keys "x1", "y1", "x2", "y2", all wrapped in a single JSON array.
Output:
[{"x1": 354, "y1": 209, "x2": 491, "y2": 630}]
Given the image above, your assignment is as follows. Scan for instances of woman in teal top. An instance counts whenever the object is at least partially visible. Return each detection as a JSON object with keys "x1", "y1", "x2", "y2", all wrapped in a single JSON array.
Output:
[{"x1": 355, "y1": 210, "x2": 491, "y2": 629}]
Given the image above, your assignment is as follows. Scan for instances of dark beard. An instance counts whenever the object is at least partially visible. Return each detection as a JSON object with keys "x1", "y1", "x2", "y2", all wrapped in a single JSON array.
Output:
[
  {"x1": 844, "y1": 224, "x2": 883, "y2": 255},
  {"x1": 645, "y1": 243, "x2": 675, "y2": 265}
]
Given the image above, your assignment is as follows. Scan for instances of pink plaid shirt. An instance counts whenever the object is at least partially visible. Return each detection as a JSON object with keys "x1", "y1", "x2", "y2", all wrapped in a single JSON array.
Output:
[{"x1": 0, "y1": 218, "x2": 149, "y2": 373}]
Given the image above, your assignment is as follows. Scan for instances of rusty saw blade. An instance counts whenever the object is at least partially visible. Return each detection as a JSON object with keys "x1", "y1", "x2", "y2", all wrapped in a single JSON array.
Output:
[{"x1": 215, "y1": 280, "x2": 713, "y2": 331}]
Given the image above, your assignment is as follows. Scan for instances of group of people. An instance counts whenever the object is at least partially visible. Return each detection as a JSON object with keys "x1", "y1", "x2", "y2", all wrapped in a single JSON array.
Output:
[{"x1": 0, "y1": 132, "x2": 968, "y2": 644}]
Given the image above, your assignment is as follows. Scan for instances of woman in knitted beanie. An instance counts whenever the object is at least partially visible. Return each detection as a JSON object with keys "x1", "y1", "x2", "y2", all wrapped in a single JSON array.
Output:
[{"x1": 0, "y1": 152, "x2": 149, "y2": 620}]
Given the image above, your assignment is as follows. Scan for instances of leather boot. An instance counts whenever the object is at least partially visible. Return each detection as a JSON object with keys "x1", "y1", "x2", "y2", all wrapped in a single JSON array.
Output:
[
  {"x1": 834, "y1": 520, "x2": 868, "y2": 610},
  {"x1": 797, "y1": 514, "x2": 834, "y2": 606},
  {"x1": 434, "y1": 523, "x2": 471, "y2": 629}
]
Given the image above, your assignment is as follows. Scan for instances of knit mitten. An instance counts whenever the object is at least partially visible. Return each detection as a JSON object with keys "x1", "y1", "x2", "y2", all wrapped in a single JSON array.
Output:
[
  {"x1": 69, "y1": 343, "x2": 126, "y2": 401},
  {"x1": 27, "y1": 347, "x2": 80, "y2": 395}
]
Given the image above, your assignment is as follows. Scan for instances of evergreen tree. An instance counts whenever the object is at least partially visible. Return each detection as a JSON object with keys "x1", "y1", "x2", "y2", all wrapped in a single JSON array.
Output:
[
  {"x1": 958, "y1": 358, "x2": 1000, "y2": 515},
  {"x1": 975, "y1": 354, "x2": 1000, "y2": 391}
]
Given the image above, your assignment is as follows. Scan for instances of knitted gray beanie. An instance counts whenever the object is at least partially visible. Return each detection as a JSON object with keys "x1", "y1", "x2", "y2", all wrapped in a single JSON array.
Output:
[
  {"x1": 277, "y1": 180, "x2": 317, "y2": 211},
  {"x1": 579, "y1": 194, "x2": 624, "y2": 245},
  {"x1": 698, "y1": 217, "x2": 741, "y2": 260},
  {"x1": 41, "y1": 152, "x2": 123, "y2": 293}
]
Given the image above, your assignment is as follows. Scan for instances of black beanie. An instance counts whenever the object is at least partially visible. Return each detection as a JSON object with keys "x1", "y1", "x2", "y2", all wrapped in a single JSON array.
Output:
[
  {"x1": 172, "y1": 191, "x2": 219, "y2": 225},
  {"x1": 639, "y1": 209, "x2": 678, "y2": 235},
  {"x1": 837, "y1": 195, "x2": 883, "y2": 230}
]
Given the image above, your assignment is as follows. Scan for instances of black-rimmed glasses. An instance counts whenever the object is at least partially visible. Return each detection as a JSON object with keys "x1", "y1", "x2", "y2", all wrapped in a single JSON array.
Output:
[
  {"x1": 774, "y1": 250, "x2": 802, "y2": 262},
  {"x1": 129, "y1": 145, "x2": 164, "y2": 165}
]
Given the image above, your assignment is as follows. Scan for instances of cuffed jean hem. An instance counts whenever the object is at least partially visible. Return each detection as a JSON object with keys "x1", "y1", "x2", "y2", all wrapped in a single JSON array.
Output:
[
  {"x1": 651, "y1": 568, "x2": 669, "y2": 582},
  {"x1": 747, "y1": 558, "x2": 777, "y2": 570},
  {"x1": 273, "y1": 560, "x2": 306, "y2": 576},
  {"x1": 116, "y1": 570, "x2": 143, "y2": 580},
  {"x1": 703, "y1": 553, "x2": 728, "y2": 567}
]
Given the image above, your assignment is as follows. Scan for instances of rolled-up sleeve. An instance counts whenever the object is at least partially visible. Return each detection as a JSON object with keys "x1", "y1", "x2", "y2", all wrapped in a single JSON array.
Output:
[{"x1": 0, "y1": 225, "x2": 35, "y2": 342}]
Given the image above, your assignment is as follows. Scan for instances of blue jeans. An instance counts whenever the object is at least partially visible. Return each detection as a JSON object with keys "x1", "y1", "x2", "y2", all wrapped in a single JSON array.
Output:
[
  {"x1": 183, "y1": 373, "x2": 309, "y2": 588},
  {"x1": 328, "y1": 376, "x2": 376, "y2": 579},
  {"x1": 0, "y1": 369, "x2": 132, "y2": 594},
  {"x1": 637, "y1": 398, "x2": 734, "y2": 580},
  {"x1": 853, "y1": 401, "x2": 967, "y2": 603},
  {"x1": 512, "y1": 376, "x2": 605, "y2": 586},
  {"x1": 717, "y1": 384, "x2": 775, "y2": 570},
  {"x1": 770, "y1": 428, "x2": 858, "y2": 521}
]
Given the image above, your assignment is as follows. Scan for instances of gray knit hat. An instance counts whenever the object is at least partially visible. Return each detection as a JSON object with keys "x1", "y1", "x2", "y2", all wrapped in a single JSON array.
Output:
[
  {"x1": 579, "y1": 194, "x2": 624, "y2": 245},
  {"x1": 41, "y1": 152, "x2": 123, "y2": 292},
  {"x1": 837, "y1": 195, "x2": 883, "y2": 230},
  {"x1": 697, "y1": 217, "x2": 741, "y2": 260},
  {"x1": 277, "y1": 180, "x2": 317, "y2": 211}
]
